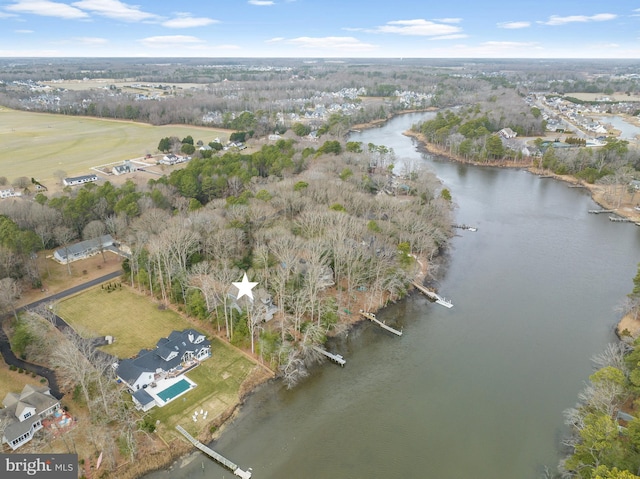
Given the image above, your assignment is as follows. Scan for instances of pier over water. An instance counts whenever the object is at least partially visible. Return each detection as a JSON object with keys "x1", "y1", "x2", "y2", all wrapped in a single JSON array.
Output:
[{"x1": 176, "y1": 425, "x2": 252, "y2": 478}]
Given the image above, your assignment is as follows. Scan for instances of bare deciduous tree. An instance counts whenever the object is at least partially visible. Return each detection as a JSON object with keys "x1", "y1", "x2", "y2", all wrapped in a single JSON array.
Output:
[{"x1": 0, "y1": 277, "x2": 21, "y2": 320}]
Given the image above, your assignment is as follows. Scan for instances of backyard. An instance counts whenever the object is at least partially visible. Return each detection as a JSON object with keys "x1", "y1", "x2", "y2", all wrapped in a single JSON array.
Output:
[
  {"x1": 149, "y1": 341, "x2": 263, "y2": 442},
  {"x1": 53, "y1": 283, "x2": 270, "y2": 441},
  {"x1": 55, "y1": 285, "x2": 196, "y2": 359}
]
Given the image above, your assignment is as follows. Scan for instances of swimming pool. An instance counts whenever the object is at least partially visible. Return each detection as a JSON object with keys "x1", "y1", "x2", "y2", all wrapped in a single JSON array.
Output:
[{"x1": 156, "y1": 378, "x2": 191, "y2": 402}]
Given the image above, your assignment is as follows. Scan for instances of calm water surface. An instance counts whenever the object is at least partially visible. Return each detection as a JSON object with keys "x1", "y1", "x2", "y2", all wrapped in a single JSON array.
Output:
[
  {"x1": 595, "y1": 115, "x2": 640, "y2": 142},
  {"x1": 146, "y1": 113, "x2": 640, "y2": 479}
]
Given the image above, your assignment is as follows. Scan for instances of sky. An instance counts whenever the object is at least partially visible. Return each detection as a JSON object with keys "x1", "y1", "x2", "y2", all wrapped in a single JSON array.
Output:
[{"x1": 0, "y1": 0, "x2": 639, "y2": 58}]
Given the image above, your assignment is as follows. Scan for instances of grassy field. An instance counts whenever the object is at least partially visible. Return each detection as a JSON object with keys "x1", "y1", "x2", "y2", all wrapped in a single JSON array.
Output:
[
  {"x1": 55, "y1": 286, "x2": 195, "y2": 358},
  {"x1": 0, "y1": 362, "x2": 46, "y2": 400},
  {"x1": 0, "y1": 107, "x2": 229, "y2": 186},
  {"x1": 54, "y1": 283, "x2": 262, "y2": 442},
  {"x1": 150, "y1": 341, "x2": 257, "y2": 440}
]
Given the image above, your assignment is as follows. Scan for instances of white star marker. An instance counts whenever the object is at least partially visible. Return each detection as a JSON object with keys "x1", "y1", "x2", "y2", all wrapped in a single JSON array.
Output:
[{"x1": 233, "y1": 273, "x2": 258, "y2": 301}]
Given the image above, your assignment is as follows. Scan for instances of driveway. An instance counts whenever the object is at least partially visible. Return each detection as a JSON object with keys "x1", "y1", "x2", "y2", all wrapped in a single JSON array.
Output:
[{"x1": 0, "y1": 270, "x2": 122, "y2": 399}]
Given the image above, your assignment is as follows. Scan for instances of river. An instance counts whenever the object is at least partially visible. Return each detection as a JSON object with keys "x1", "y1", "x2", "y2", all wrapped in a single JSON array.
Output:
[
  {"x1": 145, "y1": 112, "x2": 640, "y2": 479},
  {"x1": 595, "y1": 115, "x2": 640, "y2": 143}
]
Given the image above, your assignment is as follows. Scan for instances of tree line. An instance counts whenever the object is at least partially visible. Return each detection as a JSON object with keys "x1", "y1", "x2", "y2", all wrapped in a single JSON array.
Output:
[
  {"x1": 414, "y1": 90, "x2": 546, "y2": 162},
  {"x1": 555, "y1": 266, "x2": 640, "y2": 479},
  {"x1": 0, "y1": 135, "x2": 452, "y2": 388}
]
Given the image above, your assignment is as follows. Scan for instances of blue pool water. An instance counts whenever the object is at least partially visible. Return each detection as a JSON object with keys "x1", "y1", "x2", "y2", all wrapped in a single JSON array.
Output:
[{"x1": 156, "y1": 379, "x2": 191, "y2": 402}]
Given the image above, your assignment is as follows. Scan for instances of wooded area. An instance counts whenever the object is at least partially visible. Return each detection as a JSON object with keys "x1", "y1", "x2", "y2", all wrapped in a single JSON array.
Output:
[{"x1": 1, "y1": 57, "x2": 640, "y2": 477}]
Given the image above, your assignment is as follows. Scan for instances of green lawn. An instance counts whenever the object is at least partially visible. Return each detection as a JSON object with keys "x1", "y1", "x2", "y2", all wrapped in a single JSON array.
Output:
[
  {"x1": 55, "y1": 285, "x2": 194, "y2": 358},
  {"x1": 150, "y1": 340, "x2": 256, "y2": 439},
  {"x1": 55, "y1": 283, "x2": 262, "y2": 441},
  {"x1": 0, "y1": 362, "x2": 46, "y2": 400},
  {"x1": 0, "y1": 107, "x2": 229, "y2": 185}
]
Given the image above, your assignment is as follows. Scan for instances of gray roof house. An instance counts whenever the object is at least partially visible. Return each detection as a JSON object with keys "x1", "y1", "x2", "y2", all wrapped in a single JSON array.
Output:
[
  {"x1": 116, "y1": 329, "x2": 211, "y2": 393},
  {"x1": 1, "y1": 385, "x2": 60, "y2": 450},
  {"x1": 63, "y1": 174, "x2": 98, "y2": 186},
  {"x1": 53, "y1": 234, "x2": 114, "y2": 264}
]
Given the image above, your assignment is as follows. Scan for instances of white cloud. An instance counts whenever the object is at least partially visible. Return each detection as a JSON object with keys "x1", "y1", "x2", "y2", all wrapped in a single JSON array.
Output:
[
  {"x1": 266, "y1": 37, "x2": 285, "y2": 43},
  {"x1": 370, "y1": 19, "x2": 462, "y2": 37},
  {"x1": 498, "y1": 21, "x2": 531, "y2": 29},
  {"x1": 71, "y1": 0, "x2": 158, "y2": 22},
  {"x1": 162, "y1": 14, "x2": 218, "y2": 28},
  {"x1": 287, "y1": 36, "x2": 376, "y2": 51},
  {"x1": 6, "y1": 0, "x2": 88, "y2": 19},
  {"x1": 431, "y1": 34, "x2": 468, "y2": 40},
  {"x1": 248, "y1": 0, "x2": 274, "y2": 5},
  {"x1": 139, "y1": 35, "x2": 205, "y2": 48},
  {"x1": 74, "y1": 36, "x2": 108, "y2": 44},
  {"x1": 481, "y1": 41, "x2": 540, "y2": 49},
  {"x1": 541, "y1": 13, "x2": 617, "y2": 26},
  {"x1": 433, "y1": 18, "x2": 462, "y2": 24}
]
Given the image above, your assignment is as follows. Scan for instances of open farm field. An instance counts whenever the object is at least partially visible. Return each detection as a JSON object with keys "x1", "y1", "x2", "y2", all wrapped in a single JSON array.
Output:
[
  {"x1": 0, "y1": 107, "x2": 229, "y2": 186},
  {"x1": 41, "y1": 79, "x2": 207, "y2": 92},
  {"x1": 56, "y1": 286, "x2": 196, "y2": 359},
  {"x1": 565, "y1": 91, "x2": 640, "y2": 102}
]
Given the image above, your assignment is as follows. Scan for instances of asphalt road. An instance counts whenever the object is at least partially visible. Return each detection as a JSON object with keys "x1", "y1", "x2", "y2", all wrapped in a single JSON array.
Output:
[{"x1": 0, "y1": 270, "x2": 122, "y2": 399}]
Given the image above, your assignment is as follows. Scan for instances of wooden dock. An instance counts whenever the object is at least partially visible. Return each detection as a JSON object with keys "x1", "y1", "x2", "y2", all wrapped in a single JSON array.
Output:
[
  {"x1": 452, "y1": 224, "x2": 477, "y2": 232},
  {"x1": 176, "y1": 425, "x2": 252, "y2": 478},
  {"x1": 411, "y1": 282, "x2": 453, "y2": 308},
  {"x1": 609, "y1": 216, "x2": 634, "y2": 223},
  {"x1": 312, "y1": 346, "x2": 346, "y2": 366},
  {"x1": 359, "y1": 310, "x2": 402, "y2": 336}
]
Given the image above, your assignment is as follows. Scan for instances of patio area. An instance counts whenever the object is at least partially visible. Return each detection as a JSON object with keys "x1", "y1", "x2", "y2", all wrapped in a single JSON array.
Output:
[
  {"x1": 42, "y1": 409, "x2": 76, "y2": 437},
  {"x1": 144, "y1": 376, "x2": 197, "y2": 408}
]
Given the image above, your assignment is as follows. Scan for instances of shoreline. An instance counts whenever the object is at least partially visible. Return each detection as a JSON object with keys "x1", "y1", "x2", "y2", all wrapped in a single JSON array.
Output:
[
  {"x1": 134, "y1": 111, "x2": 638, "y2": 477},
  {"x1": 403, "y1": 129, "x2": 640, "y2": 342},
  {"x1": 133, "y1": 114, "x2": 448, "y2": 479},
  {"x1": 404, "y1": 129, "x2": 640, "y2": 222}
]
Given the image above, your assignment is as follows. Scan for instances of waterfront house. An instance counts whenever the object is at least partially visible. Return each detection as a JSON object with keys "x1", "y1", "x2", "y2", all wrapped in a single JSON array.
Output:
[
  {"x1": 1, "y1": 385, "x2": 61, "y2": 450},
  {"x1": 115, "y1": 329, "x2": 211, "y2": 393}
]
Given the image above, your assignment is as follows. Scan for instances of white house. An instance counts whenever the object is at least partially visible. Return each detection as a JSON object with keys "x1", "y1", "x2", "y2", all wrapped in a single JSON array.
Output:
[
  {"x1": 1, "y1": 385, "x2": 61, "y2": 450},
  {"x1": 499, "y1": 128, "x2": 517, "y2": 139},
  {"x1": 159, "y1": 154, "x2": 188, "y2": 165},
  {"x1": 53, "y1": 234, "x2": 114, "y2": 264},
  {"x1": 63, "y1": 174, "x2": 98, "y2": 186},
  {"x1": 115, "y1": 329, "x2": 211, "y2": 399},
  {"x1": 112, "y1": 162, "x2": 133, "y2": 176},
  {"x1": 0, "y1": 188, "x2": 22, "y2": 199}
]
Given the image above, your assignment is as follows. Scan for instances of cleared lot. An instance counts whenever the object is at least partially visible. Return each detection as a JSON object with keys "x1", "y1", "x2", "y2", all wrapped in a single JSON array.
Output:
[{"x1": 0, "y1": 107, "x2": 228, "y2": 186}]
